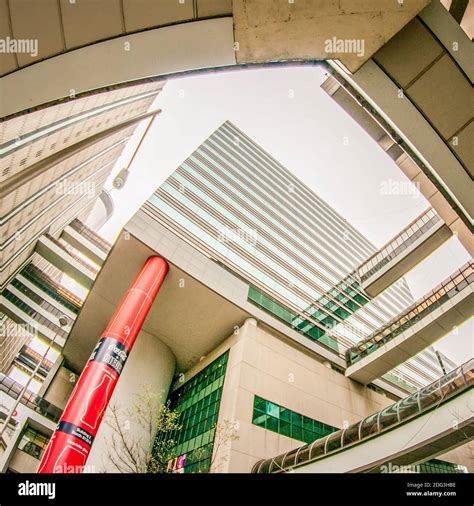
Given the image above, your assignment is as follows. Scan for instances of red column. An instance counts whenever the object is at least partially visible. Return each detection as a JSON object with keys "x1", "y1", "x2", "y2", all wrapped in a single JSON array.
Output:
[{"x1": 38, "y1": 255, "x2": 168, "y2": 473}]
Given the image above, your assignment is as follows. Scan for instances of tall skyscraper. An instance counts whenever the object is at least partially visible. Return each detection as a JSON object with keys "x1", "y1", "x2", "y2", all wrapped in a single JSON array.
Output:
[
  {"x1": 0, "y1": 80, "x2": 164, "y2": 288},
  {"x1": 0, "y1": 218, "x2": 112, "y2": 470},
  {"x1": 143, "y1": 120, "x2": 446, "y2": 391},
  {"x1": 0, "y1": 218, "x2": 111, "y2": 386},
  {"x1": 4, "y1": 122, "x2": 471, "y2": 475}
]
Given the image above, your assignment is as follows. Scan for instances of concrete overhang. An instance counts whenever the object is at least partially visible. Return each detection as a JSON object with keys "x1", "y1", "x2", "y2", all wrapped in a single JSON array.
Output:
[
  {"x1": 361, "y1": 222, "x2": 453, "y2": 298},
  {"x1": 233, "y1": 0, "x2": 430, "y2": 73},
  {"x1": 63, "y1": 211, "x2": 415, "y2": 402},
  {"x1": 62, "y1": 231, "x2": 250, "y2": 373},
  {"x1": 346, "y1": 287, "x2": 474, "y2": 385}
]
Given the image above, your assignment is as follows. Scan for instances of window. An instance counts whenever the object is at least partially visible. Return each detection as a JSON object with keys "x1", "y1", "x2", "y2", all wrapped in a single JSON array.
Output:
[
  {"x1": 248, "y1": 286, "x2": 340, "y2": 352},
  {"x1": 17, "y1": 426, "x2": 50, "y2": 460},
  {"x1": 153, "y1": 352, "x2": 229, "y2": 473},
  {"x1": 252, "y1": 395, "x2": 337, "y2": 444},
  {"x1": 418, "y1": 459, "x2": 467, "y2": 474}
]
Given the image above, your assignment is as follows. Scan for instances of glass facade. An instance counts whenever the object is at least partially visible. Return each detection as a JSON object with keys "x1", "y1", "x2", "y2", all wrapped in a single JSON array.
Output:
[
  {"x1": 2, "y1": 288, "x2": 68, "y2": 341},
  {"x1": 252, "y1": 395, "x2": 337, "y2": 444},
  {"x1": 0, "y1": 373, "x2": 62, "y2": 422},
  {"x1": 144, "y1": 121, "x2": 445, "y2": 391},
  {"x1": 20, "y1": 263, "x2": 81, "y2": 313},
  {"x1": 248, "y1": 287, "x2": 339, "y2": 352},
  {"x1": 418, "y1": 459, "x2": 467, "y2": 474},
  {"x1": 10, "y1": 278, "x2": 71, "y2": 322},
  {"x1": 154, "y1": 352, "x2": 229, "y2": 473}
]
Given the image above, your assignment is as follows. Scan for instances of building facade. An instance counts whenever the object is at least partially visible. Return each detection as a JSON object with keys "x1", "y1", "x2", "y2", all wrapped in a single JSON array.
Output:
[
  {"x1": 56, "y1": 121, "x2": 472, "y2": 474},
  {"x1": 0, "y1": 80, "x2": 164, "y2": 289},
  {"x1": 143, "y1": 120, "x2": 451, "y2": 392},
  {"x1": 0, "y1": 219, "x2": 112, "y2": 471},
  {"x1": 2, "y1": 121, "x2": 471, "y2": 474}
]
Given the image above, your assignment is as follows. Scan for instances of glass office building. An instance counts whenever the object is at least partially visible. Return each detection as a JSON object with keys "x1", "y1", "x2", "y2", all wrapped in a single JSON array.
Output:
[{"x1": 143, "y1": 121, "x2": 449, "y2": 391}]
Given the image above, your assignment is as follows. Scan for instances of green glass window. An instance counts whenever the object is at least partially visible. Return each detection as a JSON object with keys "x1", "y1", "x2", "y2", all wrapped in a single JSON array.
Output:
[
  {"x1": 153, "y1": 352, "x2": 229, "y2": 473},
  {"x1": 248, "y1": 286, "x2": 339, "y2": 352},
  {"x1": 252, "y1": 395, "x2": 337, "y2": 444},
  {"x1": 418, "y1": 459, "x2": 467, "y2": 474}
]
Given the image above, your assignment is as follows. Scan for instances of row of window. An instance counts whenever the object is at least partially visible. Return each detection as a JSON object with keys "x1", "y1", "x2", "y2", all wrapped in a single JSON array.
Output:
[
  {"x1": 11, "y1": 278, "x2": 67, "y2": 321},
  {"x1": 248, "y1": 286, "x2": 340, "y2": 352},
  {"x1": 252, "y1": 396, "x2": 337, "y2": 445},
  {"x1": 0, "y1": 373, "x2": 62, "y2": 422},
  {"x1": 3, "y1": 289, "x2": 68, "y2": 340},
  {"x1": 152, "y1": 123, "x2": 407, "y2": 333},
  {"x1": 418, "y1": 459, "x2": 467, "y2": 474},
  {"x1": 154, "y1": 352, "x2": 229, "y2": 473},
  {"x1": 207, "y1": 124, "x2": 413, "y2": 319},
  {"x1": 21, "y1": 263, "x2": 81, "y2": 313}
]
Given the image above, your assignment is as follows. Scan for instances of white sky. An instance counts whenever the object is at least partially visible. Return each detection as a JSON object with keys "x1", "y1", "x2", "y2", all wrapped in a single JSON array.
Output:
[{"x1": 94, "y1": 66, "x2": 471, "y2": 366}]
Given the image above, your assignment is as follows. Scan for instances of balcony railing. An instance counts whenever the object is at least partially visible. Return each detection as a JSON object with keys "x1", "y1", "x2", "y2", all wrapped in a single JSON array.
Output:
[
  {"x1": 21, "y1": 263, "x2": 82, "y2": 313},
  {"x1": 0, "y1": 373, "x2": 62, "y2": 423},
  {"x1": 46, "y1": 235, "x2": 99, "y2": 274},
  {"x1": 2, "y1": 288, "x2": 69, "y2": 341},
  {"x1": 358, "y1": 208, "x2": 441, "y2": 283},
  {"x1": 70, "y1": 218, "x2": 112, "y2": 253},
  {"x1": 346, "y1": 260, "x2": 473, "y2": 366}
]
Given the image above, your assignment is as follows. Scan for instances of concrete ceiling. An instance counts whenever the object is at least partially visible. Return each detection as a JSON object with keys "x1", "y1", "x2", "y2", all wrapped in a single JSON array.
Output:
[
  {"x1": 63, "y1": 230, "x2": 249, "y2": 373},
  {"x1": 232, "y1": 0, "x2": 431, "y2": 72},
  {"x1": 0, "y1": 0, "x2": 232, "y2": 76}
]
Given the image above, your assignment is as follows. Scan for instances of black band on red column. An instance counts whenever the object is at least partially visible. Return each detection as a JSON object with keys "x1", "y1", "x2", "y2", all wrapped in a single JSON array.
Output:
[
  {"x1": 58, "y1": 421, "x2": 95, "y2": 447},
  {"x1": 89, "y1": 336, "x2": 129, "y2": 376}
]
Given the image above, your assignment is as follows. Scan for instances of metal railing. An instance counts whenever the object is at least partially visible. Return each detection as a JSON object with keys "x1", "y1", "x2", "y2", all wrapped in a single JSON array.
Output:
[
  {"x1": 346, "y1": 260, "x2": 473, "y2": 366},
  {"x1": 69, "y1": 218, "x2": 112, "y2": 253},
  {"x1": 0, "y1": 373, "x2": 62, "y2": 423},
  {"x1": 252, "y1": 358, "x2": 473, "y2": 473},
  {"x1": 22, "y1": 263, "x2": 82, "y2": 312},
  {"x1": 46, "y1": 234, "x2": 99, "y2": 274},
  {"x1": 358, "y1": 208, "x2": 441, "y2": 283}
]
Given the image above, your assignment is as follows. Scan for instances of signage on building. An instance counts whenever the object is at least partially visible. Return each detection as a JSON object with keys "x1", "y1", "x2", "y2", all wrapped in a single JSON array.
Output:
[{"x1": 166, "y1": 454, "x2": 186, "y2": 473}]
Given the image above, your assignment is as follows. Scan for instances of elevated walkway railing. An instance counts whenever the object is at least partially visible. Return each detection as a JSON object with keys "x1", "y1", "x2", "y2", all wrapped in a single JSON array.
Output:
[
  {"x1": 358, "y1": 204, "x2": 442, "y2": 284},
  {"x1": 69, "y1": 218, "x2": 112, "y2": 253},
  {"x1": 252, "y1": 358, "x2": 473, "y2": 473},
  {"x1": 346, "y1": 260, "x2": 473, "y2": 366}
]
